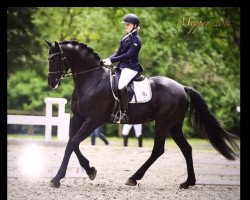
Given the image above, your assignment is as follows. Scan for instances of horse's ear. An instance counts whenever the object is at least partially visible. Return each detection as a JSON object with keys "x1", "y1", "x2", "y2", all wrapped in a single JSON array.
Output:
[
  {"x1": 44, "y1": 39, "x2": 52, "y2": 47},
  {"x1": 54, "y1": 41, "x2": 60, "y2": 50}
]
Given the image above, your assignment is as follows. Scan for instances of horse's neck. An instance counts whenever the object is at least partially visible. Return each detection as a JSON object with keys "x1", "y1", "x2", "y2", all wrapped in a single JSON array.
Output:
[
  {"x1": 65, "y1": 51, "x2": 102, "y2": 86},
  {"x1": 63, "y1": 44, "x2": 99, "y2": 72},
  {"x1": 73, "y1": 68, "x2": 109, "y2": 93},
  {"x1": 62, "y1": 44, "x2": 110, "y2": 95}
]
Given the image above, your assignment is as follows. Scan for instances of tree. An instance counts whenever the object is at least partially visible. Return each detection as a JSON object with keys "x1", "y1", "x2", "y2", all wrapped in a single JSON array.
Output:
[
  {"x1": 7, "y1": 7, "x2": 240, "y2": 136},
  {"x1": 7, "y1": 7, "x2": 43, "y2": 76}
]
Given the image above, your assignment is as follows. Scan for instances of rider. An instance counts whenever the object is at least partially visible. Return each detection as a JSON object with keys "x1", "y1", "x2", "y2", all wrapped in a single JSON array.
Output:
[{"x1": 102, "y1": 13, "x2": 143, "y2": 123}]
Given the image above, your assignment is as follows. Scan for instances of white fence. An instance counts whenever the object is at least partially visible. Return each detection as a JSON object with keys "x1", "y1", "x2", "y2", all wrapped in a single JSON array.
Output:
[{"x1": 7, "y1": 97, "x2": 70, "y2": 141}]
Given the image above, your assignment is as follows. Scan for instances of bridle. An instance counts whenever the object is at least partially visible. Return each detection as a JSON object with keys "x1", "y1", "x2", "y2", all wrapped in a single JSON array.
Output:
[
  {"x1": 47, "y1": 45, "x2": 71, "y2": 83},
  {"x1": 47, "y1": 43, "x2": 117, "y2": 101},
  {"x1": 47, "y1": 44, "x2": 104, "y2": 84}
]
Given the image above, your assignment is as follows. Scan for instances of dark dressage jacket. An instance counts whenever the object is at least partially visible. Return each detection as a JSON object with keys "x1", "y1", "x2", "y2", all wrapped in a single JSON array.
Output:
[{"x1": 109, "y1": 30, "x2": 143, "y2": 73}]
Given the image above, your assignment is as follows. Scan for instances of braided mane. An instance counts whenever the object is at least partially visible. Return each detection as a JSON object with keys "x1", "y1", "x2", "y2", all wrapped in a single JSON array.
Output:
[{"x1": 60, "y1": 40, "x2": 101, "y2": 62}]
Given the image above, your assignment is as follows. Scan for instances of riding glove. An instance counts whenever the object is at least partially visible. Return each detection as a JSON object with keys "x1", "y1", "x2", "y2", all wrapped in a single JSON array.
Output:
[{"x1": 102, "y1": 58, "x2": 112, "y2": 66}]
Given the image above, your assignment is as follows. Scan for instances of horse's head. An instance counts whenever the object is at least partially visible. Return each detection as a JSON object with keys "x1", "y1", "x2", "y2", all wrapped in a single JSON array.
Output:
[
  {"x1": 45, "y1": 39, "x2": 103, "y2": 89},
  {"x1": 45, "y1": 40, "x2": 70, "y2": 88}
]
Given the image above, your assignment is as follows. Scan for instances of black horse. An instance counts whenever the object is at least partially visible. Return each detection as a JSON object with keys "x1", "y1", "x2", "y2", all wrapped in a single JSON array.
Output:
[{"x1": 45, "y1": 40, "x2": 239, "y2": 189}]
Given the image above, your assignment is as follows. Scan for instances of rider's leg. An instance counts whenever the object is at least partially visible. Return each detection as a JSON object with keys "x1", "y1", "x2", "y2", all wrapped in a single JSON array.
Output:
[
  {"x1": 119, "y1": 88, "x2": 129, "y2": 123},
  {"x1": 116, "y1": 68, "x2": 138, "y2": 123},
  {"x1": 118, "y1": 68, "x2": 138, "y2": 90}
]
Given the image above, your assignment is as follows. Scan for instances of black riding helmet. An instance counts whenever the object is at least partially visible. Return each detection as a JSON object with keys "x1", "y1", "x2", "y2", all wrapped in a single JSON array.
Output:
[{"x1": 122, "y1": 13, "x2": 140, "y2": 27}]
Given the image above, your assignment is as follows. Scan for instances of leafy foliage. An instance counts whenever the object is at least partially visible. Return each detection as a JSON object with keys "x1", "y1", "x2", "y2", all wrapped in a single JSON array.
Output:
[{"x1": 7, "y1": 7, "x2": 240, "y2": 137}]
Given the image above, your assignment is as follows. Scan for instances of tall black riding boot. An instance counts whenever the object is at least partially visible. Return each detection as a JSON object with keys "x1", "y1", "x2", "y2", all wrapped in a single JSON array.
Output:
[
  {"x1": 119, "y1": 87, "x2": 129, "y2": 123},
  {"x1": 123, "y1": 135, "x2": 128, "y2": 147},
  {"x1": 138, "y1": 135, "x2": 143, "y2": 147},
  {"x1": 113, "y1": 87, "x2": 129, "y2": 123}
]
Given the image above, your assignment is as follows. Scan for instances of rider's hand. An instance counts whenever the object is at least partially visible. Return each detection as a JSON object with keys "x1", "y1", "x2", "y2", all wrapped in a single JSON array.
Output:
[{"x1": 102, "y1": 58, "x2": 112, "y2": 66}]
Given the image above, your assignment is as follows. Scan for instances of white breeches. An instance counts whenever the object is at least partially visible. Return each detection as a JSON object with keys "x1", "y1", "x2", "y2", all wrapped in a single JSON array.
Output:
[
  {"x1": 118, "y1": 68, "x2": 138, "y2": 90},
  {"x1": 122, "y1": 124, "x2": 142, "y2": 137}
]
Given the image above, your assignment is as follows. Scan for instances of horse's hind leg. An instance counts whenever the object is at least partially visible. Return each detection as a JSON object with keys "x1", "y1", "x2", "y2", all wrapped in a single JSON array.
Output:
[
  {"x1": 169, "y1": 120, "x2": 196, "y2": 189},
  {"x1": 126, "y1": 118, "x2": 168, "y2": 186}
]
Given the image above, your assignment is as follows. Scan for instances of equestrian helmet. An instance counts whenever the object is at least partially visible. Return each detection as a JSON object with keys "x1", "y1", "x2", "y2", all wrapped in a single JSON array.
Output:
[{"x1": 123, "y1": 14, "x2": 140, "y2": 26}]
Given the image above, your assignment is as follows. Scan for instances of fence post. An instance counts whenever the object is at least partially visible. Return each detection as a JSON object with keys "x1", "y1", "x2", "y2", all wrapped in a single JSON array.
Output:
[
  {"x1": 44, "y1": 99, "x2": 53, "y2": 140},
  {"x1": 44, "y1": 97, "x2": 70, "y2": 141},
  {"x1": 57, "y1": 98, "x2": 69, "y2": 141}
]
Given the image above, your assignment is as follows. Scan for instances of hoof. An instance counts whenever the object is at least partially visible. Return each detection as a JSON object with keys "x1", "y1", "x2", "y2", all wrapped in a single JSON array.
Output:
[
  {"x1": 125, "y1": 178, "x2": 137, "y2": 186},
  {"x1": 88, "y1": 167, "x2": 97, "y2": 180},
  {"x1": 50, "y1": 179, "x2": 61, "y2": 188},
  {"x1": 179, "y1": 180, "x2": 195, "y2": 189}
]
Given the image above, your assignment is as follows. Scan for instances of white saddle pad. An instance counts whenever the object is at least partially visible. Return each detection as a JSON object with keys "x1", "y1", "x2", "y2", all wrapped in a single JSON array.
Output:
[{"x1": 130, "y1": 78, "x2": 152, "y2": 103}]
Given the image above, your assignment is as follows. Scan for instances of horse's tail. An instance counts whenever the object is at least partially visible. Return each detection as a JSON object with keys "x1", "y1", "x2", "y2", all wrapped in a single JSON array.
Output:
[{"x1": 184, "y1": 86, "x2": 239, "y2": 160}]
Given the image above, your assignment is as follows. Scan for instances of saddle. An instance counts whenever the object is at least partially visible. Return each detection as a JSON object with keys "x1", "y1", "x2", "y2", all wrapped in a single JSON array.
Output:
[
  {"x1": 111, "y1": 67, "x2": 145, "y2": 103},
  {"x1": 110, "y1": 67, "x2": 152, "y2": 122}
]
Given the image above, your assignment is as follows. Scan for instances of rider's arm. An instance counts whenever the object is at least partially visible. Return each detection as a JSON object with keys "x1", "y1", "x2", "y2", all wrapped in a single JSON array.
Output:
[
  {"x1": 108, "y1": 41, "x2": 123, "y2": 59},
  {"x1": 110, "y1": 38, "x2": 141, "y2": 63}
]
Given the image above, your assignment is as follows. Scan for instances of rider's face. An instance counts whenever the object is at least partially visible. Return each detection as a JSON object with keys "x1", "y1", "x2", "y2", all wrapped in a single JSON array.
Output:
[{"x1": 124, "y1": 23, "x2": 134, "y2": 33}]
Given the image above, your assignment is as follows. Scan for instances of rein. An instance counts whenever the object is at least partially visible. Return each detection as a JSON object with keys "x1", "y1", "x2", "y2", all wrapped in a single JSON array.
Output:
[
  {"x1": 63, "y1": 66, "x2": 104, "y2": 79},
  {"x1": 48, "y1": 43, "x2": 105, "y2": 81}
]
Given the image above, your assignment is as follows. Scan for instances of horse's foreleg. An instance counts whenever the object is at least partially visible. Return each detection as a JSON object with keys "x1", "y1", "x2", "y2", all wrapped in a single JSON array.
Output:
[
  {"x1": 70, "y1": 119, "x2": 99, "y2": 180},
  {"x1": 169, "y1": 121, "x2": 196, "y2": 189},
  {"x1": 50, "y1": 119, "x2": 98, "y2": 188},
  {"x1": 74, "y1": 146, "x2": 97, "y2": 180},
  {"x1": 126, "y1": 119, "x2": 168, "y2": 186},
  {"x1": 50, "y1": 140, "x2": 75, "y2": 188},
  {"x1": 69, "y1": 115, "x2": 96, "y2": 178}
]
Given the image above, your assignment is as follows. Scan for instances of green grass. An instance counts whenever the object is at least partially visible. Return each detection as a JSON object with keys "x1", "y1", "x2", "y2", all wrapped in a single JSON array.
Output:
[{"x1": 7, "y1": 134, "x2": 221, "y2": 151}]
